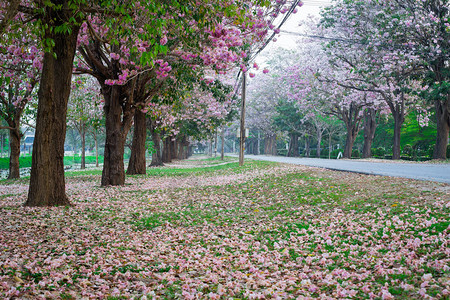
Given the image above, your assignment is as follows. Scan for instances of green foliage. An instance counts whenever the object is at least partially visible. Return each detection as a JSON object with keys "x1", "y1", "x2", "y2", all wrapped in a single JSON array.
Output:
[
  {"x1": 330, "y1": 148, "x2": 343, "y2": 159},
  {"x1": 373, "y1": 147, "x2": 386, "y2": 157},
  {"x1": 351, "y1": 149, "x2": 360, "y2": 158},
  {"x1": 0, "y1": 156, "x2": 32, "y2": 169}
]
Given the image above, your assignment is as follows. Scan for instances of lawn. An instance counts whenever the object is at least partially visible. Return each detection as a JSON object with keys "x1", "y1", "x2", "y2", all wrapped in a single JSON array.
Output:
[{"x1": 0, "y1": 157, "x2": 449, "y2": 299}]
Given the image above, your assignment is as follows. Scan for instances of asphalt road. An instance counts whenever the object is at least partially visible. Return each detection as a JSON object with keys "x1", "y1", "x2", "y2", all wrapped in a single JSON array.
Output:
[{"x1": 242, "y1": 155, "x2": 450, "y2": 184}]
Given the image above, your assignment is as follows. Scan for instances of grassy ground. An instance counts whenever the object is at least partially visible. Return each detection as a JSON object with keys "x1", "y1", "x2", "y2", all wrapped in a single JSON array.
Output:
[
  {"x1": 0, "y1": 157, "x2": 448, "y2": 299},
  {"x1": 0, "y1": 156, "x2": 104, "y2": 170}
]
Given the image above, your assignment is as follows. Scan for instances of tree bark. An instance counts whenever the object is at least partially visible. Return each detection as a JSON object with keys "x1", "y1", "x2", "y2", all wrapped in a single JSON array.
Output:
[
  {"x1": 316, "y1": 131, "x2": 322, "y2": 158},
  {"x1": 362, "y1": 108, "x2": 377, "y2": 158},
  {"x1": 26, "y1": 11, "x2": 80, "y2": 206},
  {"x1": 305, "y1": 135, "x2": 310, "y2": 157},
  {"x1": 221, "y1": 126, "x2": 225, "y2": 160},
  {"x1": 162, "y1": 136, "x2": 172, "y2": 163},
  {"x1": 149, "y1": 119, "x2": 164, "y2": 167},
  {"x1": 101, "y1": 85, "x2": 129, "y2": 186},
  {"x1": 343, "y1": 127, "x2": 358, "y2": 159},
  {"x1": 287, "y1": 133, "x2": 299, "y2": 157},
  {"x1": 127, "y1": 109, "x2": 147, "y2": 175},
  {"x1": 328, "y1": 132, "x2": 332, "y2": 159},
  {"x1": 8, "y1": 127, "x2": 21, "y2": 179},
  {"x1": 80, "y1": 122, "x2": 86, "y2": 169},
  {"x1": 340, "y1": 104, "x2": 362, "y2": 159},
  {"x1": 171, "y1": 137, "x2": 177, "y2": 161},
  {"x1": 264, "y1": 133, "x2": 277, "y2": 155},
  {"x1": 433, "y1": 96, "x2": 450, "y2": 159},
  {"x1": 392, "y1": 108, "x2": 403, "y2": 160}
]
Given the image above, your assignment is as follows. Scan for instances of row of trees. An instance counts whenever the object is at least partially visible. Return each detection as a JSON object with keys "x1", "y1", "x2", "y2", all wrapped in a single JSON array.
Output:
[
  {"x1": 242, "y1": 0, "x2": 448, "y2": 160},
  {"x1": 0, "y1": 0, "x2": 303, "y2": 206}
]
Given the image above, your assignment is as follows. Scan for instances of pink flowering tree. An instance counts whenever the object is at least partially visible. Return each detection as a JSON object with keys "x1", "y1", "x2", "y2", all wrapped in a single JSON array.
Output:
[
  {"x1": 76, "y1": 0, "x2": 301, "y2": 184},
  {"x1": 67, "y1": 75, "x2": 103, "y2": 169},
  {"x1": 320, "y1": 0, "x2": 449, "y2": 159},
  {"x1": 0, "y1": 30, "x2": 41, "y2": 179}
]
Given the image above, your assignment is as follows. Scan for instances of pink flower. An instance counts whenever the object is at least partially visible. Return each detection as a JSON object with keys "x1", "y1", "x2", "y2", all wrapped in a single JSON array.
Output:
[
  {"x1": 249, "y1": 73, "x2": 255, "y2": 78},
  {"x1": 160, "y1": 35, "x2": 168, "y2": 46},
  {"x1": 263, "y1": 68, "x2": 269, "y2": 74}
]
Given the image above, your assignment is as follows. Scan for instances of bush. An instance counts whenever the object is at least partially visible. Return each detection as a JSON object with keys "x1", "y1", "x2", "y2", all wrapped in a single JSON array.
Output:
[
  {"x1": 330, "y1": 149, "x2": 343, "y2": 159},
  {"x1": 402, "y1": 144, "x2": 414, "y2": 156},
  {"x1": 351, "y1": 149, "x2": 360, "y2": 158},
  {"x1": 0, "y1": 156, "x2": 33, "y2": 170},
  {"x1": 310, "y1": 149, "x2": 317, "y2": 157},
  {"x1": 373, "y1": 147, "x2": 386, "y2": 157},
  {"x1": 447, "y1": 144, "x2": 450, "y2": 159}
]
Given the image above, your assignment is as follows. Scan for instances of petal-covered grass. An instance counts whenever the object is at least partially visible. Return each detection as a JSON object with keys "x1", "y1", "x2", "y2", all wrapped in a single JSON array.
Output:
[{"x1": 0, "y1": 157, "x2": 449, "y2": 299}]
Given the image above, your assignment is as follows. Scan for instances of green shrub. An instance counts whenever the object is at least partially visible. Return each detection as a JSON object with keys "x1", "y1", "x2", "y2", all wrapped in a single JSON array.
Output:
[
  {"x1": 0, "y1": 156, "x2": 33, "y2": 170},
  {"x1": 373, "y1": 147, "x2": 386, "y2": 157},
  {"x1": 330, "y1": 148, "x2": 343, "y2": 159},
  {"x1": 351, "y1": 149, "x2": 360, "y2": 158},
  {"x1": 402, "y1": 144, "x2": 414, "y2": 156}
]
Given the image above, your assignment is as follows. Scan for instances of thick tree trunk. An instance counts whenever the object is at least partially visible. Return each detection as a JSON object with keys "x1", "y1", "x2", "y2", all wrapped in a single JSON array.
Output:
[
  {"x1": 94, "y1": 134, "x2": 99, "y2": 167},
  {"x1": 343, "y1": 127, "x2": 358, "y2": 159},
  {"x1": 287, "y1": 133, "x2": 299, "y2": 157},
  {"x1": 328, "y1": 133, "x2": 332, "y2": 159},
  {"x1": 162, "y1": 137, "x2": 172, "y2": 163},
  {"x1": 8, "y1": 127, "x2": 21, "y2": 179},
  {"x1": 102, "y1": 86, "x2": 128, "y2": 186},
  {"x1": 149, "y1": 119, "x2": 163, "y2": 167},
  {"x1": 171, "y1": 137, "x2": 177, "y2": 161},
  {"x1": 362, "y1": 108, "x2": 377, "y2": 158},
  {"x1": 341, "y1": 104, "x2": 362, "y2": 159},
  {"x1": 127, "y1": 109, "x2": 147, "y2": 175},
  {"x1": 264, "y1": 133, "x2": 277, "y2": 155},
  {"x1": 80, "y1": 122, "x2": 86, "y2": 169},
  {"x1": 392, "y1": 110, "x2": 403, "y2": 160},
  {"x1": 305, "y1": 136, "x2": 310, "y2": 157},
  {"x1": 25, "y1": 14, "x2": 79, "y2": 206},
  {"x1": 316, "y1": 131, "x2": 322, "y2": 158},
  {"x1": 221, "y1": 127, "x2": 225, "y2": 160},
  {"x1": 433, "y1": 96, "x2": 450, "y2": 159}
]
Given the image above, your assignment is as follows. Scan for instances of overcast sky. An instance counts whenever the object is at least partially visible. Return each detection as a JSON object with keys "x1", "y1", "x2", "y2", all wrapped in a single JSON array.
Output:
[{"x1": 255, "y1": 0, "x2": 332, "y2": 64}]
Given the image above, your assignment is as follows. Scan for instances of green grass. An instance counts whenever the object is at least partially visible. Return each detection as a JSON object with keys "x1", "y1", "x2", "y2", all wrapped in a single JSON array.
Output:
[
  {"x1": 0, "y1": 155, "x2": 104, "y2": 170},
  {"x1": 132, "y1": 160, "x2": 277, "y2": 178}
]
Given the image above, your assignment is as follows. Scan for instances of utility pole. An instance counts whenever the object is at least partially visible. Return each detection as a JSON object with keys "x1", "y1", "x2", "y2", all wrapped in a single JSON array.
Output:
[
  {"x1": 221, "y1": 125, "x2": 225, "y2": 160},
  {"x1": 239, "y1": 71, "x2": 246, "y2": 166},
  {"x1": 214, "y1": 130, "x2": 217, "y2": 158}
]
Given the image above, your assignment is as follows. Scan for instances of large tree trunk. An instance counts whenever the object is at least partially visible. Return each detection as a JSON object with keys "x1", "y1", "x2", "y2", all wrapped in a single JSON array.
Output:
[
  {"x1": 171, "y1": 137, "x2": 177, "y2": 160},
  {"x1": 101, "y1": 85, "x2": 128, "y2": 186},
  {"x1": 362, "y1": 108, "x2": 377, "y2": 158},
  {"x1": 162, "y1": 136, "x2": 172, "y2": 163},
  {"x1": 8, "y1": 127, "x2": 21, "y2": 179},
  {"x1": 264, "y1": 133, "x2": 277, "y2": 155},
  {"x1": 433, "y1": 96, "x2": 450, "y2": 159},
  {"x1": 26, "y1": 15, "x2": 80, "y2": 206},
  {"x1": 304, "y1": 135, "x2": 310, "y2": 157},
  {"x1": 341, "y1": 104, "x2": 362, "y2": 159},
  {"x1": 287, "y1": 133, "x2": 299, "y2": 157},
  {"x1": 392, "y1": 108, "x2": 403, "y2": 160},
  {"x1": 80, "y1": 122, "x2": 86, "y2": 169},
  {"x1": 94, "y1": 134, "x2": 99, "y2": 167},
  {"x1": 127, "y1": 109, "x2": 147, "y2": 175},
  {"x1": 343, "y1": 127, "x2": 358, "y2": 159},
  {"x1": 328, "y1": 132, "x2": 332, "y2": 159},
  {"x1": 316, "y1": 130, "x2": 322, "y2": 158},
  {"x1": 221, "y1": 127, "x2": 225, "y2": 160},
  {"x1": 149, "y1": 119, "x2": 163, "y2": 167}
]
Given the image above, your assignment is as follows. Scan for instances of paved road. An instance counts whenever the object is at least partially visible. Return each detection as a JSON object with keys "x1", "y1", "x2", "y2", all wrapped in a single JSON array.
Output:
[{"x1": 242, "y1": 155, "x2": 450, "y2": 184}]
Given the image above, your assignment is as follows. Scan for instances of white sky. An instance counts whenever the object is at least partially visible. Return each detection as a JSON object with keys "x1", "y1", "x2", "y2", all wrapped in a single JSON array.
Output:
[{"x1": 255, "y1": 0, "x2": 332, "y2": 64}]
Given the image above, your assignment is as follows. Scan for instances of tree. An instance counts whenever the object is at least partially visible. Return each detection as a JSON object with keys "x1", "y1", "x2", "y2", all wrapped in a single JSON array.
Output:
[
  {"x1": 67, "y1": 75, "x2": 103, "y2": 169},
  {"x1": 0, "y1": 32, "x2": 40, "y2": 178}
]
